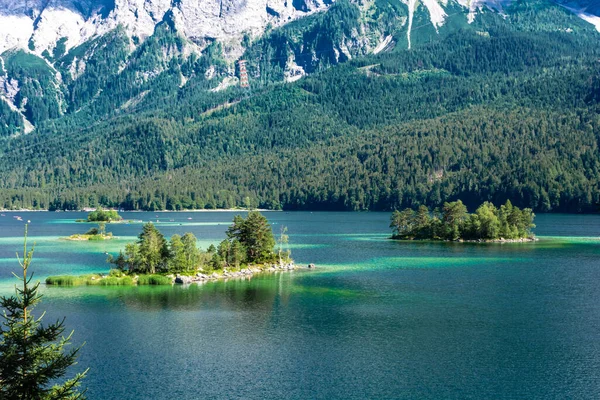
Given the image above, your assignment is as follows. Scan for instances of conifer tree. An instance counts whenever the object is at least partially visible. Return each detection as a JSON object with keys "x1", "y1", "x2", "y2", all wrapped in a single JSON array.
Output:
[
  {"x1": 226, "y1": 211, "x2": 275, "y2": 263},
  {"x1": 0, "y1": 224, "x2": 87, "y2": 399},
  {"x1": 136, "y1": 223, "x2": 169, "y2": 274}
]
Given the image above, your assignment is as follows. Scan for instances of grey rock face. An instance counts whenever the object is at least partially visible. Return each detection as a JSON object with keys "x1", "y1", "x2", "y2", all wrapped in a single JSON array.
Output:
[
  {"x1": 1, "y1": 0, "x2": 599, "y2": 79},
  {"x1": 0, "y1": 77, "x2": 20, "y2": 102},
  {"x1": 0, "y1": 0, "x2": 329, "y2": 56},
  {"x1": 175, "y1": 274, "x2": 193, "y2": 284}
]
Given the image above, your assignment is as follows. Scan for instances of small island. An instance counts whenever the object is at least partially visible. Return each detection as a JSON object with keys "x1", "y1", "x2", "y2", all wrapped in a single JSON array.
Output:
[
  {"x1": 390, "y1": 200, "x2": 535, "y2": 242},
  {"x1": 48, "y1": 211, "x2": 299, "y2": 286},
  {"x1": 76, "y1": 207, "x2": 123, "y2": 223},
  {"x1": 64, "y1": 222, "x2": 114, "y2": 241}
]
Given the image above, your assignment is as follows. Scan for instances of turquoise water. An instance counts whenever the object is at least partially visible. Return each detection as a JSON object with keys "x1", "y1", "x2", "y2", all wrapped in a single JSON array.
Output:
[{"x1": 1, "y1": 212, "x2": 599, "y2": 399}]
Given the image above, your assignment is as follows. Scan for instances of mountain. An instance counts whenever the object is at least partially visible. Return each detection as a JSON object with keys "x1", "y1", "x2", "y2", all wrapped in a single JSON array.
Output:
[
  {"x1": 0, "y1": 0, "x2": 599, "y2": 212},
  {"x1": 1, "y1": 0, "x2": 598, "y2": 57},
  {"x1": 1, "y1": 0, "x2": 599, "y2": 133}
]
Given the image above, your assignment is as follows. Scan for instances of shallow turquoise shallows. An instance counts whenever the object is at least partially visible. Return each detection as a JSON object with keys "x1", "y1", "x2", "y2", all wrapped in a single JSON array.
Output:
[{"x1": 1, "y1": 211, "x2": 599, "y2": 399}]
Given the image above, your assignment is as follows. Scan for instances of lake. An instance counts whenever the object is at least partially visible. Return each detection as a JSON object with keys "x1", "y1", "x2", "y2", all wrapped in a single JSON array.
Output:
[{"x1": 1, "y1": 211, "x2": 599, "y2": 399}]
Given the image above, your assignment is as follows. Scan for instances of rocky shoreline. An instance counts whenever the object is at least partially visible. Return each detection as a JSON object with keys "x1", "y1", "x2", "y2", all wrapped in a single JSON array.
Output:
[
  {"x1": 45, "y1": 262, "x2": 316, "y2": 287},
  {"x1": 392, "y1": 237, "x2": 538, "y2": 243},
  {"x1": 459, "y1": 237, "x2": 538, "y2": 243},
  {"x1": 62, "y1": 234, "x2": 115, "y2": 241},
  {"x1": 173, "y1": 262, "x2": 315, "y2": 284}
]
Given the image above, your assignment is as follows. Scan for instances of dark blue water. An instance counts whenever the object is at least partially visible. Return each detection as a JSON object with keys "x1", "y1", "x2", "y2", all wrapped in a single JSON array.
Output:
[{"x1": 1, "y1": 212, "x2": 599, "y2": 399}]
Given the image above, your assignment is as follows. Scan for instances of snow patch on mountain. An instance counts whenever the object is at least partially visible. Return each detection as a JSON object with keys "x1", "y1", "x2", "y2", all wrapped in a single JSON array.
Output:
[
  {"x1": 0, "y1": 75, "x2": 34, "y2": 134},
  {"x1": 422, "y1": 0, "x2": 447, "y2": 29},
  {"x1": 0, "y1": 76, "x2": 19, "y2": 103},
  {"x1": 402, "y1": 0, "x2": 509, "y2": 50},
  {"x1": 453, "y1": 0, "x2": 512, "y2": 23},
  {"x1": 30, "y1": 8, "x2": 87, "y2": 54},
  {"x1": 285, "y1": 57, "x2": 305, "y2": 82}
]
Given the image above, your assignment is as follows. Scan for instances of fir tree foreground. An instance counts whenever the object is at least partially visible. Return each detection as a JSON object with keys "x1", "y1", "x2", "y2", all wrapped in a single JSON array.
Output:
[{"x1": 0, "y1": 225, "x2": 87, "y2": 399}]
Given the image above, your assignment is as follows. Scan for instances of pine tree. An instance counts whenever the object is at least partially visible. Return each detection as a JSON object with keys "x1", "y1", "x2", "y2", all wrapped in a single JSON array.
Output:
[
  {"x1": 168, "y1": 234, "x2": 186, "y2": 273},
  {"x1": 226, "y1": 212, "x2": 275, "y2": 263},
  {"x1": 181, "y1": 233, "x2": 201, "y2": 272},
  {"x1": 136, "y1": 223, "x2": 169, "y2": 274},
  {"x1": 442, "y1": 200, "x2": 468, "y2": 240},
  {"x1": 0, "y1": 224, "x2": 87, "y2": 399}
]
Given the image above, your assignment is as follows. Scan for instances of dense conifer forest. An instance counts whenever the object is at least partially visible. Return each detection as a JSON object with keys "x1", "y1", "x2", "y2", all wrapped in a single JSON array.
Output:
[{"x1": 0, "y1": 0, "x2": 599, "y2": 212}]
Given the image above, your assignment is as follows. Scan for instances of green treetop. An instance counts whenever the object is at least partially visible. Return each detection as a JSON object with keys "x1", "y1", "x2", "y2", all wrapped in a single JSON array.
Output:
[
  {"x1": 113, "y1": 224, "x2": 203, "y2": 274},
  {"x1": 226, "y1": 211, "x2": 276, "y2": 264},
  {"x1": 169, "y1": 233, "x2": 202, "y2": 273},
  {"x1": 123, "y1": 223, "x2": 170, "y2": 274},
  {"x1": 86, "y1": 208, "x2": 122, "y2": 222}
]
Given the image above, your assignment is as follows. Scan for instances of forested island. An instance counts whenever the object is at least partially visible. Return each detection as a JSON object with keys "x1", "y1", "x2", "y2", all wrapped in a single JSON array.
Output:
[
  {"x1": 390, "y1": 200, "x2": 535, "y2": 242},
  {"x1": 76, "y1": 208, "x2": 123, "y2": 223},
  {"x1": 64, "y1": 222, "x2": 114, "y2": 241},
  {"x1": 47, "y1": 211, "x2": 297, "y2": 286}
]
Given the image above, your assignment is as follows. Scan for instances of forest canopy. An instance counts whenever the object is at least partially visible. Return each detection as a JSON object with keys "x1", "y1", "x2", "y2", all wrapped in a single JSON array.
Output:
[{"x1": 1, "y1": 1, "x2": 599, "y2": 213}]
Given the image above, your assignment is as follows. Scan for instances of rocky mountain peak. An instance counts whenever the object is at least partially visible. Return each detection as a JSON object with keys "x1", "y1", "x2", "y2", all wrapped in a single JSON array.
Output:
[{"x1": 0, "y1": 0, "x2": 329, "y2": 57}]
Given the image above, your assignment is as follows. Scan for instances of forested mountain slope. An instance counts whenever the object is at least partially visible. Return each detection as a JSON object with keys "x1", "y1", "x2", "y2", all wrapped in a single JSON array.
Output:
[{"x1": 0, "y1": 0, "x2": 599, "y2": 211}]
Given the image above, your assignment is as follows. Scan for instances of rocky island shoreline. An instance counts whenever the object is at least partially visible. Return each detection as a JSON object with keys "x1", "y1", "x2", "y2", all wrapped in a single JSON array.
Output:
[
  {"x1": 174, "y1": 262, "x2": 315, "y2": 284},
  {"x1": 462, "y1": 237, "x2": 538, "y2": 243},
  {"x1": 46, "y1": 262, "x2": 316, "y2": 287}
]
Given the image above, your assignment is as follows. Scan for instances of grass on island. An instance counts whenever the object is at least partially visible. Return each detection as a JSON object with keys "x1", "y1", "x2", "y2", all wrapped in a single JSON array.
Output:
[
  {"x1": 46, "y1": 270, "x2": 171, "y2": 286},
  {"x1": 45, "y1": 263, "x2": 290, "y2": 287},
  {"x1": 390, "y1": 200, "x2": 536, "y2": 242}
]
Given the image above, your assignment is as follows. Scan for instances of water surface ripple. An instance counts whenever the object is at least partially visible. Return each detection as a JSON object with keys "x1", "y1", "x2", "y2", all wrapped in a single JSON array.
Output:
[{"x1": 0, "y1": 212, "x2": 599, "y2": 399}]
